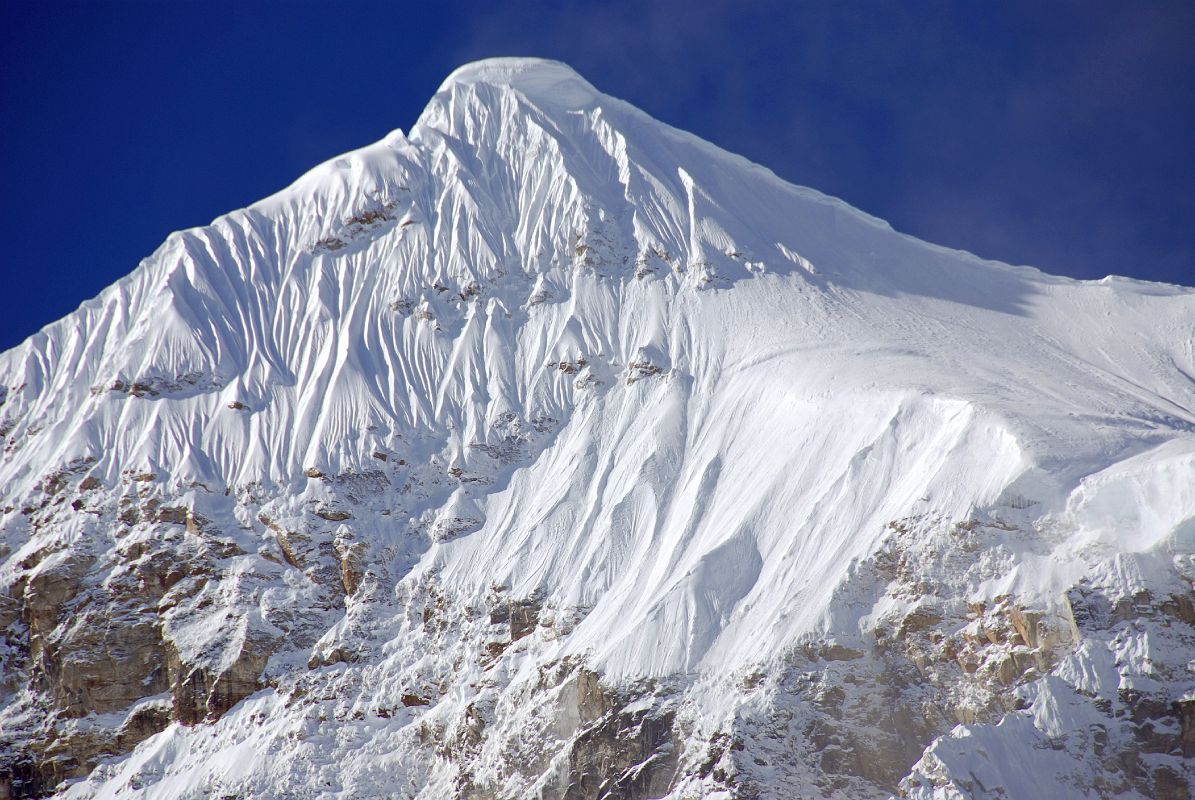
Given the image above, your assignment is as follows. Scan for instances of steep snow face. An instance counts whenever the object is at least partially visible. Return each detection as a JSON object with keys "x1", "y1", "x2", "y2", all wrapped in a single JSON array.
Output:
[{"x1": 2, "y1": 58, "x2": 1194, "y2": 799}]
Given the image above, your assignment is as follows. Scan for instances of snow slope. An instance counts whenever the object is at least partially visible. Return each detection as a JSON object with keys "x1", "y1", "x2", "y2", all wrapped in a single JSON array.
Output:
[{"x1": 1, "y1": 58, "x2": 1193, "y2": 799}]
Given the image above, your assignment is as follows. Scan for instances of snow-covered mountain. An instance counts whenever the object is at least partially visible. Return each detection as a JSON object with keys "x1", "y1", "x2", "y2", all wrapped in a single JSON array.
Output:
[{"x1": 1, "y1": 57, "x2": 1193, "y2": 799}]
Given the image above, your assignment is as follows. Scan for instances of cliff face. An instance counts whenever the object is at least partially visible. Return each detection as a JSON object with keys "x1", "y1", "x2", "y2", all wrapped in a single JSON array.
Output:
[{"x1": 1, "y1": 59, "x2": 1193, "y2": 799}]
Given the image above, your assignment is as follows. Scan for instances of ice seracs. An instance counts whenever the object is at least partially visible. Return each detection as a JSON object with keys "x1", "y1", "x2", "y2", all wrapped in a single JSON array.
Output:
[{"x1": 1, "y1": 57, "x2": 1193, "y2": 799}]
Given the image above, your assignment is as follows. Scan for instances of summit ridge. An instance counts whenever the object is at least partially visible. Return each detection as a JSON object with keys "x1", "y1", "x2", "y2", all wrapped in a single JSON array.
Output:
[{"x1": 435, "y1": 56, "x2": 597, "y2": 93}]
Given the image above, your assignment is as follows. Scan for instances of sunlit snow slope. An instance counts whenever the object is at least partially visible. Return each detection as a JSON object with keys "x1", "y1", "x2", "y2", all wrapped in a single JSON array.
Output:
[{"x1": 2, "y1": 59, "x2": 1193, "y2": 800}]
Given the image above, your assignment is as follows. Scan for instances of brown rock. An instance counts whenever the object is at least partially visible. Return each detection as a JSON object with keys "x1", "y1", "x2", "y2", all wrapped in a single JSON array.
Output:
[
  {"x1": 156, "y1": 505, "x2": 189, "y2": 525},
  {"x1": 509, "y1": 596, "x2": 542, "y2": 642},
  {"x1": 334, "y1": 539, "x2": 365, "y2": 596},
  {"x1": 558, "y1": 668, "x2": 677, "y2": 800},
  {"x1": 897, "y1": 606, "x2": 942, "y2": 638},
  {"x1": 23, "y1": 552, "x2": 94, "y2": 661},
  {"x1": 1009, "y1": 606, "x2": 1043, "y2": 648},
  {"x1": 1176, "y1": 698, "x2": 1195, "y2": 759},
  {"x1": 45, "y1": 611, "x2": 168, "y2": 717},
  {"x1": 168, "y1": 640, "x2": 269, "y2": 725}
]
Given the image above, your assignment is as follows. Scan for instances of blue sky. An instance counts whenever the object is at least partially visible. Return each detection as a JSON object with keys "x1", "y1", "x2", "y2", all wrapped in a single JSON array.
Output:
[{"x1": 2, "y1": 1, "x2": 1193, "y2": 351}]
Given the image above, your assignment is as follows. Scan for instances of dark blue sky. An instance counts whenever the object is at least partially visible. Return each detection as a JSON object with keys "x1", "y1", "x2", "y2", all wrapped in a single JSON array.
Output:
[{"x1": 3, "y1": 1, "x2": 1193, "y2": 351}]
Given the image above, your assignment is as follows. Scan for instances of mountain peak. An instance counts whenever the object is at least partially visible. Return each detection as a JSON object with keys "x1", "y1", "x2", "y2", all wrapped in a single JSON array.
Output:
[
  {"x1": 3, "y1": 56, "x2": 1195, "y2": 800},
  {"x1": 435, "y1": 56, "x2": 597, "y2": 102}
]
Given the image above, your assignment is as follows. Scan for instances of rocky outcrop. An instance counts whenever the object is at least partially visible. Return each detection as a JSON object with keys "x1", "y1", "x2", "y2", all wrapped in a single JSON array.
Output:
[
  {"x1": 488, "y1": 591, "x2": 543, "y2": 643},
  {"x1": 5, "y1": 498, "x2": 1193, "y2": 800},
  {"x1": 166, "y1": 640, "x2": 269, "y2": 725},
  {"x1": 0, "y1": 469, "x2": 345, "y2": 797},
  {"x1": 560, "y1": 670, "x2": 677, "y2": 800},
  {"x1": 2, "y1": 696, "x2": 172, "y2": 799},
  {"x1": 39, "y1": 608, "x2": 167, "y2": 717}
]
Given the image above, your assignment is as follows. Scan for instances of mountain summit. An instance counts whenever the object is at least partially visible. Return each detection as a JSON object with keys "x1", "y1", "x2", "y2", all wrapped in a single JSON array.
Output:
[{"x1": 2, "y1": 58, "x2": 1193, "y2": 799}]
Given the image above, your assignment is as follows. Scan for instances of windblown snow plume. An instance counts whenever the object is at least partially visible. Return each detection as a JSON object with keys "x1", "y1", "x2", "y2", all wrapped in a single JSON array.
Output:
[{"x1": 1, "y1": 58, "x2": 1193, "y2": 799}]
